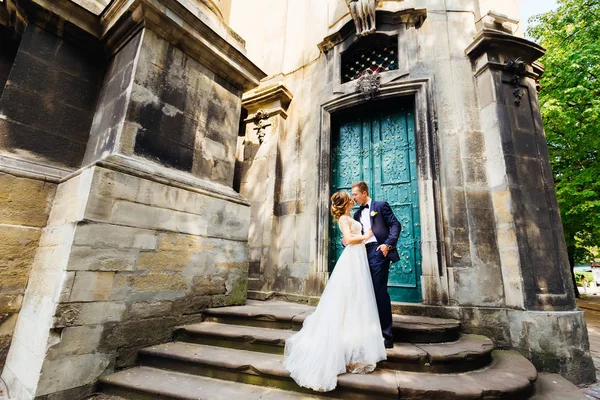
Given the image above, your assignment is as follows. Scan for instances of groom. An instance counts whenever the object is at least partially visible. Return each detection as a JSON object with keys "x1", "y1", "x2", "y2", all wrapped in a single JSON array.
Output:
[{"x1": 346, "y1": 181, "x2": 401, "y2": 349}]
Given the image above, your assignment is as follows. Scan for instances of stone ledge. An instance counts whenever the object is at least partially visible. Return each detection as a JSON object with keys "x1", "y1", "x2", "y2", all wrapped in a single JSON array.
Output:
[
  {"x1": 69, "y1": 155, "x2": 250, "y2": 206},
  {"x1": 100, "y1": 366, "x2": 329, "y2": 400},
  {"x1": 0, "y1": 153, "x2": 72, "y2": 183}
]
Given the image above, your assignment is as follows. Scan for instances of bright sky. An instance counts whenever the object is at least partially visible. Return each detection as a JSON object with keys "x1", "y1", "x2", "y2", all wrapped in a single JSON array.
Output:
[{"x1": 519, "y1": 0, "x2": 559, "y2": 32}]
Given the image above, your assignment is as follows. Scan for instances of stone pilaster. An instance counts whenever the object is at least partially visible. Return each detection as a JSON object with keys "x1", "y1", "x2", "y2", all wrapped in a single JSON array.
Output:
[
  {"x1": 238, "y1": 81, "x2": 293, "y2": 297},
  {"x1": 467, "y1": 28, "x2": 594, "y2": 384}
]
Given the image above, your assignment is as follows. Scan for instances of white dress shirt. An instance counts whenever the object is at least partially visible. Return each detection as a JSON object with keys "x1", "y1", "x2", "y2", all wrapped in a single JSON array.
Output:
[{"x1": 360, "y1": 199, "x2": 378, "y2": 244}]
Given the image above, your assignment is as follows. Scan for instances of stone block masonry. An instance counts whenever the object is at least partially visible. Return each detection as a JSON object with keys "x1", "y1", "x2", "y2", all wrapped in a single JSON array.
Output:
[
  {"x1": 1, "y1": 166, "x2": 250, "y2": 399},
  {"x1": 0, "y1": 173, "x2": 56, "y2": 370},
  {"x1": 85, "y1": 28, "x2": 244, "y2": 187},
  {"x1": 0, "y1": 25, "x2": 103, "y2": 169}
]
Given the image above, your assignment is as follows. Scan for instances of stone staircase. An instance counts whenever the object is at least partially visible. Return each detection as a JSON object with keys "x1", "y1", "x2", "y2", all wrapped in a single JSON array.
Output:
[{"x1": 98, "y1": 300, "x2": 585, "y2": 399}]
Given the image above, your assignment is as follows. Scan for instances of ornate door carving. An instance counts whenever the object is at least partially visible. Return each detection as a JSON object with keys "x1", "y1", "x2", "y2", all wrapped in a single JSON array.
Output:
[{"x1": 330, "y1": 101, "x2": 422, "y2": 302}]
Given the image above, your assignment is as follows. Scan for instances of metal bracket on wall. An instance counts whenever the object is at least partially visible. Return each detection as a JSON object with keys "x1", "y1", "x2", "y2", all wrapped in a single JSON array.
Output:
[{"x1": 505, "y1": 58, "x2": 527, "y2": 106}]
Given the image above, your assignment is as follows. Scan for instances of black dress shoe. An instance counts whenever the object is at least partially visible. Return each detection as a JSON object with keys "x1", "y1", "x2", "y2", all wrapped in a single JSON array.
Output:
[{"x1": 384, "y1": 339, "x2": 394, "y2": 349}]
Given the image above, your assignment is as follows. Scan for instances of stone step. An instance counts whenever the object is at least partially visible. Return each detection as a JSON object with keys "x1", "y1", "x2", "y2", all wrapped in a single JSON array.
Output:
[
  {"x1": 202, "y1": 300, "x2": 460, "y2": 343},
  {"x1": 137, "y1": 342, "x2": 537, "y2": 399},
  {"x1": 247, "y1": 277, "x2": 263, "y2": 292},
  {"x1": 176, "y1": 322, "x2": 493, "y2": 373},
  {"x1": 530, "y1": 373, "x2": 588, "y2": 399},
  {"x1": 99, "y1": 366, "x2": 328, "y2": 400},
  {"x1": 175, "y1": 321, "x2": 293, "y2": 354}
]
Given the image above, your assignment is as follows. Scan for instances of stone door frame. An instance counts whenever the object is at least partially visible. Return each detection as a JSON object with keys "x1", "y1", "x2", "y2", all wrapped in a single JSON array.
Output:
[{"x1": 315, "y1": 78, "x2": 449, "y2": 304}]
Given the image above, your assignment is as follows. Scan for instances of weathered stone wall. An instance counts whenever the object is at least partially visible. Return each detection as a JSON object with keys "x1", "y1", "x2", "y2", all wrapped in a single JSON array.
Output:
[
  {"x1": 130, "y1": 30, "x2": 242, "y2": 185},
  {"x1": 0, "y1": 173, "x2": 56, "y2": 370},
  {"x1": 85, "y1": 29, "x2": 242, "y2": 186},
  {"x1": 0, "y1": 25, "x2": 103, "y2": 168},
  {"x1": 0, "y1": 22, "x2": 103, "y2": 376},
  {"x1": 83, "y1": 32, "x2": 142, "y2": 165},
  {"x1": 2, "y1": 166, "x2": 250, "y2": 399},
  {"x1": 1, "y1": 0, "x2": 262, "y2": 397},
  {"x1": 238, "y1": 69, "x2": 323, "y2": 297},
  {"x1": 425, "y1": 8, "x2": 506, "y2": 308},
  {"x1": 476, "y1": 61, "x2": 575, "y2": 311}
]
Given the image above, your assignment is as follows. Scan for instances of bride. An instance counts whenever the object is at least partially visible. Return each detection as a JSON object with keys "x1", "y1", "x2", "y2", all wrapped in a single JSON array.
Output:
[{"x1": 283, "y1": 191, "x2": 387, "y2": 392}]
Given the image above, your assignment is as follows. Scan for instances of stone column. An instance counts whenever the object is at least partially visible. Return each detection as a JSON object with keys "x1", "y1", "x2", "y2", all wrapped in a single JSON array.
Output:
[
  {"x1": 1, "y1": 0, "x2": 265, "y2": 399},
  {"x1": 467, "y1": 28, "x2": 595, "y2": 384},
  {"x1": 237, "y1": 81, "x2": 293, "y2": 298}
]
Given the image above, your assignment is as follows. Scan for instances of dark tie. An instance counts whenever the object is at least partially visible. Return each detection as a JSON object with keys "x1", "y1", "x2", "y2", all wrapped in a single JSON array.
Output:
[{"x1": 359, "y1": 204, "x2": 369, "y2": 212}]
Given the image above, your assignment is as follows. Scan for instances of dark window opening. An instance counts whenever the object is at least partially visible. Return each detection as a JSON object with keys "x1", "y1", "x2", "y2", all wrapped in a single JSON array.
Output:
[{"x1": 341, "y1": 35, "x2": 398, "y2": 83}]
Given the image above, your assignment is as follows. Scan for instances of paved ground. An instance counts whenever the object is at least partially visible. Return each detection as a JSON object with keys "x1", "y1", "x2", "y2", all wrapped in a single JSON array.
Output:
[{"x1": 577, "y1": 295, "x2": 600, "y2": 399}]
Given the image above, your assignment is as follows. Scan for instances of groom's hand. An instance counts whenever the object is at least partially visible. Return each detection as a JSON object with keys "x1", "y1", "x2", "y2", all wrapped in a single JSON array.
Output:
[
  {"x1": 342, "y1": 237, "x2": 349, "y2": 246},
  {"x1": 377, "y1": 244, "x2": 389, "y2": 257}
]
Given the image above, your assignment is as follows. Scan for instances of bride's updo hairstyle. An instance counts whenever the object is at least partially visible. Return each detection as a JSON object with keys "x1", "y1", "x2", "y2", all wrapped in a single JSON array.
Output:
[{"x1": 330, "y1": 191, "x2": 351, "y2": 221}]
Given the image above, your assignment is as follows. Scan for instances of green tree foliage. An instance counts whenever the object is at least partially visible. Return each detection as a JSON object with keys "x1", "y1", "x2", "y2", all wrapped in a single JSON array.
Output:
[{"x1": 528, "y1": 0, "x2": 600, "y2": 263}]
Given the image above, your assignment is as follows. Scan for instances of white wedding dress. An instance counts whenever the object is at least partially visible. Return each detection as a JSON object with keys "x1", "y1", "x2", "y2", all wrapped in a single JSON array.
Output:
[{"x1": 283, "y1": 215, "x2": 387, "y2": 392}]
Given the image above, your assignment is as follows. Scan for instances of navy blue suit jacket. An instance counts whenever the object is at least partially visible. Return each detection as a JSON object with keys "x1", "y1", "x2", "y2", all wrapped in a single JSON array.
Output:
[{"x1": 354, "y1": 200, "x2": 402, "y2": 263}]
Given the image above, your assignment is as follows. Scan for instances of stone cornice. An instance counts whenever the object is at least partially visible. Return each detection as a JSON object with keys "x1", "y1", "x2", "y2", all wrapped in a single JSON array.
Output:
[
  {"x1": 319, "y1": 8, "x2": 427, "y2": 53},
  {"x1": 532, "y1": 61, "x2": 545, "y2": 78},
  {"x1": 242, "y1": 83, "x2": 293, "y2": 114},
  {"x1": 466, "y1": 29, "x2": 546, "y2": 80},
  {"x1": 13, "y1": 0, "x2": 101, "y2": 36},
  {"x1": 0, "y1": 153, "x2": 73, "y2": 183},
  {"x1": 195, "y1": 0, "x2": 223, "y2": 22},
  {"x1": 90, "y1": 154, "x2": 250, "y2": 206},
  {"x1": 465, "y1": 28, "x2": 545, "y2": 64}
]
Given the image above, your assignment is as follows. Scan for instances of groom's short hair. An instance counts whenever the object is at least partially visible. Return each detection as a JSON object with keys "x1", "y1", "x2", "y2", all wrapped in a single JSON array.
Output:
[{"x1": 351, "y1": 181, "x2": 369, "y2": 195}]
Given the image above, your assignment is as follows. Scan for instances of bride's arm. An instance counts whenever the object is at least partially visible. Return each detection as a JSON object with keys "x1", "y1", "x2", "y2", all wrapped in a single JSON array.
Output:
[{"x1": 339, "y1": 218, "x2": 374, "y2": 245}]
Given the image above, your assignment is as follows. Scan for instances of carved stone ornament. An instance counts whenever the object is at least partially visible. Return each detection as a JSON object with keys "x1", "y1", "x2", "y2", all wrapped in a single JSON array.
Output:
[
  {"x1": 252, "y1": 109, "x2": 272, "y2": 144},
  {"x1": 505, "y1": 58, "x2": 527, "y2": 106},
  {"x1": 345, "y1": 0, "x2": 377, "y2": 37},
  {"x1": 356, "y1": 69, "x2": 381, "y2": 100}
]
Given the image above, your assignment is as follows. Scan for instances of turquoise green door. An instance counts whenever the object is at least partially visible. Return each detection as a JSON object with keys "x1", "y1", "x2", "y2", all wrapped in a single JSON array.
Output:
[{"x1": 330, "y1": 102, "x2": 422, "y2": 303}]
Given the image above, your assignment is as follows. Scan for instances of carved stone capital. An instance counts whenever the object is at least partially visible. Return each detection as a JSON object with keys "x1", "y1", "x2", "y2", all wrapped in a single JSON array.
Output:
[
  {"x1": 466, "y1": 28, "x2": 545, "y2": 79},
  {"x1": 242, "y1": 82, "x2": 293, "y2": 119}
]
